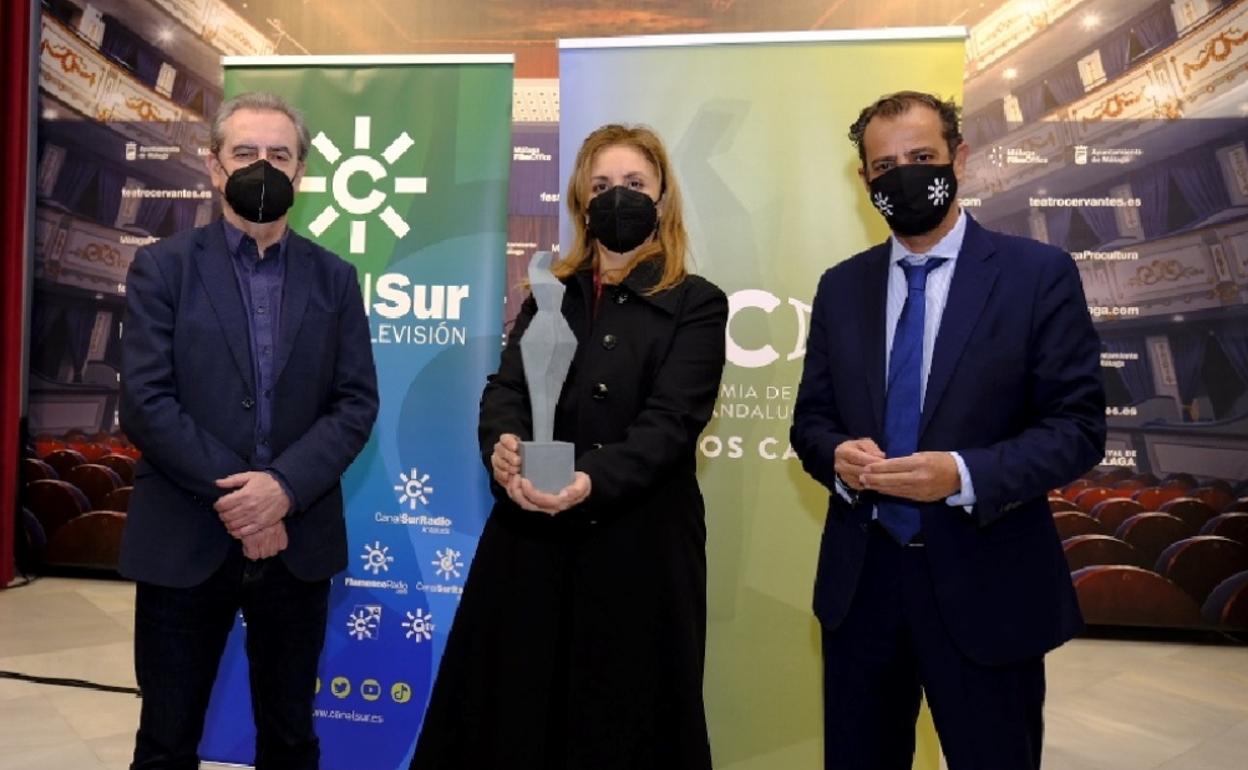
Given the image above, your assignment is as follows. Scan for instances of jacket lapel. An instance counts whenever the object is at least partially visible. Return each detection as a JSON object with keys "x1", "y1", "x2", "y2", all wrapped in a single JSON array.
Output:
[
  {"x1": 861, "y1": 245, "x2": 890, "y2": 436},
  {"x1": 274, "y1": 232, "x2": 312, "y2": 384},
  {"x1": 194, "y1": 223, "x2": 255, "y2": 393},
  {"x1": 919, "y1": 216, "x2": 999, "y2": 438},
  {"x1": 621, "y1": 258, "x2": 680, "y2": 315}
]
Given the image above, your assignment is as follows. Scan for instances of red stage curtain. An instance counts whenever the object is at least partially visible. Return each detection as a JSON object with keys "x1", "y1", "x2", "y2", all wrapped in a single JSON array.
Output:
[{"x1": 1, "y1": 0, "x2": 34, "y2": 585}]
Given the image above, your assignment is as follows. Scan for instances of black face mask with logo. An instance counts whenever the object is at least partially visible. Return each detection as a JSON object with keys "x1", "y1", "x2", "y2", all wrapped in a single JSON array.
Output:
[
  {"x1": 867, "y1": 163, "x2": 957, "y2": 237},
  {"x1": 586, "y1": 185, "x2": 659, "y2": 254},
  {"x1": 221, "y1": 158, "x2": 295, "y2": 224}
]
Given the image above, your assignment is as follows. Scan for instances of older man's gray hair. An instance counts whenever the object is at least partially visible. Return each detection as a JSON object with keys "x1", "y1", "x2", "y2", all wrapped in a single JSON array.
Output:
[{"x1": 209, "y1": 91, "x2": 311, "y2": 162}]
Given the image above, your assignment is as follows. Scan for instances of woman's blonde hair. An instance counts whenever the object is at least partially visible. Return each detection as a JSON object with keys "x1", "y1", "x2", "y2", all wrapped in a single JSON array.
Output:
[{"x1": 556, "y1": 124, "x2": 689, "y2": 293}]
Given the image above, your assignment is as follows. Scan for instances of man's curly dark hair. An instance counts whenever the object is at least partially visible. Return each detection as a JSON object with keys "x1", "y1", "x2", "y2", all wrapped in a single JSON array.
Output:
[{"x1": 848, "y1": 91, "x2": 963, "y2": 166}]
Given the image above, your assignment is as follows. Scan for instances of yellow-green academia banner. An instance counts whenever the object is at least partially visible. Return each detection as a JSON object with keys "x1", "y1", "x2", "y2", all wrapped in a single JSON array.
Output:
[{"x1": 559, "y1": 28, "x2": 966, "y2": 769}]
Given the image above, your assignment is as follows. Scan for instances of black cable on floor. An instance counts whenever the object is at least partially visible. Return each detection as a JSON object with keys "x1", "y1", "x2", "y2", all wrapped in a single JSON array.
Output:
[{"x1": 0, "y1": 669, "x2": 140, "y2": 696}]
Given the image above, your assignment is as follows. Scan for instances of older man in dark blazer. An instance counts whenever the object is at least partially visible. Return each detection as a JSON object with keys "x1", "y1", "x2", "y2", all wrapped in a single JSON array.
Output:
[
  {"x1": 792, "y1": 91, "x2": 1106, "y2": 770},
  {"x1": 120, "y1": 91, "x2": 378, "y2": 770}
]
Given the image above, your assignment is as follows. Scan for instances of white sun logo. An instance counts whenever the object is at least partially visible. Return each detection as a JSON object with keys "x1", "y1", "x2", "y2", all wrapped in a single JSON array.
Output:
[
  {"x1": 402, "y1": 609, "x2": 434, "y2": 642},
  {"x1": 346, "y1": 605, "x2": 381, "y2": 641},
  {"x1": 432, "y1": 547, "x2": 464, "y2": 580},
  {"x1": 927, "y1": 177, "x2": 950, "y2": 206},
  {"x1": 300, "y1": 115, "x2": 426, "y2": 254},
  {"x1": 872, "y1": 191, "x2": 894, "y2": 216},
  {"x1": 360, "y1": 540, "x2": 393, "y2": 575},
  {"x1": 394, "y1": 467, "x2": 434, "y2": 510}
]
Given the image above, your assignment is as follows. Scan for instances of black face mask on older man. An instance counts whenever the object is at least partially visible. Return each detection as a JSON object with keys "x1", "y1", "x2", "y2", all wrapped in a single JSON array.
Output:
[{"x1": 222, "y1": 158, "x2": 295, "y2": 224}]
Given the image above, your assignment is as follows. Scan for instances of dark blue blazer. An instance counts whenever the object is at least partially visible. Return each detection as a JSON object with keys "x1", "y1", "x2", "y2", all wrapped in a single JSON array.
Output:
[
  {"x1": 791, "y1": 215, "x2": 1106, "y2": 666},
  {"x1": 119, "y1": 222, "x2": 378, "y2": 588}
]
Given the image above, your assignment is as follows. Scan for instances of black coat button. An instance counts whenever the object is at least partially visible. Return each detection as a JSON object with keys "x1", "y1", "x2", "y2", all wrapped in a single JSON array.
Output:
[
  {"x1": 602, "y1": 334, "x2": 617, "y2": 350},
  {"x1": 242, "y1": 397, "x2": 255, "y2": 409},
  {"x1": 591, "y1": 442, "x2": 604, "y2": 449},
  {"x1": 615, "y1": 291, "x2": 629, "y2": 304},
  {"x1": 591, "y1": 382, "x2": 608, "y2": 400}
]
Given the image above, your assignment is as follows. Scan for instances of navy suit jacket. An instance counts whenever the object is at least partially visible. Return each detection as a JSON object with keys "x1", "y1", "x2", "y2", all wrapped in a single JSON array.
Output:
[
  {"x1": 119, "y1": 222, "x2": 379, "y2": 588},
  {"x1": 791, "y1": 215, "x2": 1106, "y2": 666}
]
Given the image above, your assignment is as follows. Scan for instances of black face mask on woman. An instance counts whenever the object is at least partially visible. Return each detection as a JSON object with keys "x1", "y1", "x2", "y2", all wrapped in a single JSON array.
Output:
[
  {"x1": 221, "y1": 158, "x2": 295, "y2": 224},
  {"x1": 586, "y1": 185, "x2": 658, "y2": 254},
  {"x1": 867, "y1": 163, "x2": 957, "y2": 237}
]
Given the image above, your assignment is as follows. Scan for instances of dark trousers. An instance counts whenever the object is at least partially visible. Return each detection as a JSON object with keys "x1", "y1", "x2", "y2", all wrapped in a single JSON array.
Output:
[
  {"x1": 821, "y1": 526, "x2": 1046, "y2": 770},
  {"x1": 131, "y1": 544, "x2": 330, "y2": 770}
]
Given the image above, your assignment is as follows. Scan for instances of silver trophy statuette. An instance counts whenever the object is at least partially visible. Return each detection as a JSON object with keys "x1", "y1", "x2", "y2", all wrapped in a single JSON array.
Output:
[{"x1": 518, "y1": 251, "x2": 578, "y2": 494}]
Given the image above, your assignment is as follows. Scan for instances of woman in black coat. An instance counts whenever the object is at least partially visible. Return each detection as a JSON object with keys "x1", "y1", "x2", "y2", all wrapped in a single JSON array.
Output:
[{"x1": 410, "y1": 124, "x2": 728, "y2": 770}]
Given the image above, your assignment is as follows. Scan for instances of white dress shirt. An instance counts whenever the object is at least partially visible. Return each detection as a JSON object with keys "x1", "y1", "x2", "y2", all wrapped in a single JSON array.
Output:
[{"x1": 837, "y1": 208, "x2": 977, "y2": 512}]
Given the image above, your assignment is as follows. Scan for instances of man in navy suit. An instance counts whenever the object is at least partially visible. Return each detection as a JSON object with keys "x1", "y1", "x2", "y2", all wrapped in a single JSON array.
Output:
[
  {"x1": 120, "y1": 92, "x2": 378, "y2": 769},
  {"x1": 791, "y1": 91, "x2": 1106, "y2": 769}
]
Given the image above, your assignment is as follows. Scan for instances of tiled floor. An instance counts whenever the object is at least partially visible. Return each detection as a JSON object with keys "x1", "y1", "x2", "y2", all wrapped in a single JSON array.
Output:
[
  {"x1": 1, "y1": 577, "x2": 1245, "y2": 769},
  {"x1": 0, "y1": 578, "x2": 139, "y2": 770}
]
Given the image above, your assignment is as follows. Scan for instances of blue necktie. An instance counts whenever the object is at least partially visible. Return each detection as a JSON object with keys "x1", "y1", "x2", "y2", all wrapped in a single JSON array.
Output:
[{"x1": 877, "y1": 257, "x2": 946, "y2": 544}]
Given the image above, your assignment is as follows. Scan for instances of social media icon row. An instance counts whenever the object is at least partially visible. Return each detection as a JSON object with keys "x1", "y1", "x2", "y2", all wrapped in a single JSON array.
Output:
[{"x1": 316, "y1": 676, "x2": 413, "y2": 704}]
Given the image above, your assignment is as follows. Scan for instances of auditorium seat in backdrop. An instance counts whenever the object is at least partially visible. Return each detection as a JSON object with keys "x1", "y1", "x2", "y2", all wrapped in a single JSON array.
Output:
[
  {"x1": 1054, "y1": 511, "x2": 1105, "y2": 540},
  {"x1": 1201, "y1": 571, "x2": 1248, "y2": 631},
  {"x1": 1063, "y1": 478, "x2": 1094, "y2": 502},
  {"x1": 1156, "y1": 536, "x2": 1248, "y2": 605},
  {"x1": 65, "y1": 430, "x2": 105, "y2": 459},
  {"x1": 1090, "y1": 498, "x2": 1146, "y2": 533},
  {"x1": 101, "y1": 486, "x2": 132, "y2": 512},
  {"x1": 1224, "y1": 497, "x2": 1248, "y2": 514},
  {"x1": 72, "y1": 442, "x2": 111, "y2": 462},
  {"x1": 1115, "y1": 513, "x2": 1195, "y2": 568},
  {"x1": 21, "y1": 457, "x2": 57, "y2": 484},
  {"x1": 1095, "y1": 468, "x2": 1134, "y2": 485},
  {"x1": 1203, "y1": 479, "x2": 1234, "y2": 494},
  {"x1": 1112, "y1": 478, "x2": 1150, "y2": 493},
  {"x1": 24, "y1": 479, "x2": 90, "y2": 538},
  {"x1": 1075, "y1": 486, "x2": 1130, "y2": 514},
  {"x1": 1162, "y1": 473, "x2": 1198, "y2": 491},
  {"x1": 43, "y1": 448, "x2": 87, "y2": 479},
  {"x1": 64, "y1": 464, "x2": 123, "y2": 511},
  {"x1": 1161, "y1": 497, "x2": 1219, "y2": 530},
  {"x1": 1063, "y1": 534, "x2": 1146, "y2": 571},
  {"x1": 19, "y1": 506, "x2": 47, "y2": 560},
  {"x1": 61, "y1": 432, "x2": 88, "y2": 453},
  {"x1": 97, "y1": 453, "x2": 135, "y2": 485},
  {"x1": 1072, "y1": 565, "x2": 1202, "y2": 627},
  {"x1": 1049, "y1": 496, "x2": 1080, "y2": 513},
  {"x1": 33, "y1": 434, "x2": 64, "y2": 459},
  {"x1": 1133, "y1": 485, "x2": 1188, "y2": 511},
  {"x1": 43, "y1": 511, "x2": 126, "y2": 571},
  {"x1": 1201, "y1": 513, "x2": 1248, "y2": 546},
  {"x1": 1194, "y1": 486, "x2": 1235, "y2": 514}
]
